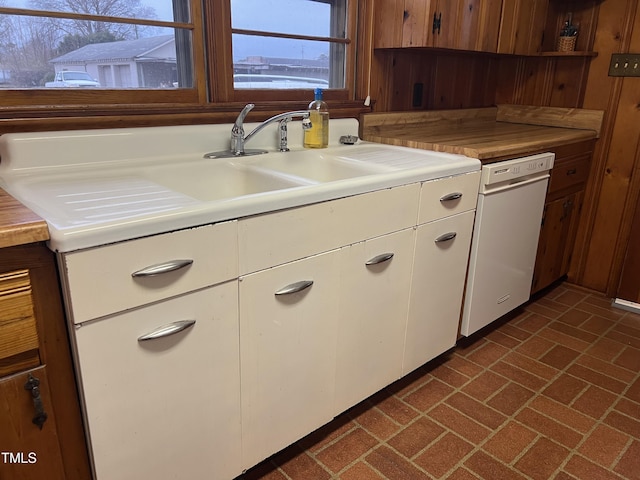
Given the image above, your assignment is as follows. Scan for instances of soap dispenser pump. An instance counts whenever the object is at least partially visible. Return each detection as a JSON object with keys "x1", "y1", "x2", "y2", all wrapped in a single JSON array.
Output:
[{"x1": 304, "y1": 88, "x2": 329, "y2": 148}]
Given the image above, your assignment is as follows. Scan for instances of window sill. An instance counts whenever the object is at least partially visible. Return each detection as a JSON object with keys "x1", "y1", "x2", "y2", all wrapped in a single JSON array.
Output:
[{"x1": 0, "y1": 101, "x2": 372, "y2": 135}]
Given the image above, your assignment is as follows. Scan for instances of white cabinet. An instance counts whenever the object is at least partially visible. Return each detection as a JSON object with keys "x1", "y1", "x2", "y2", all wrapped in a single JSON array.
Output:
[
  {"x1": 239, "y1": 250, "x2": 341, "y2": 469},
  {"x1": 404, "y1": 210, "x2": 476, "y2": 374},
  {"x1": 74, "y1": 282, "x2": 241, "y2": 480},
  {"x1": 61, "y1": 171, "x2": 480, "y2": 479},
  {"x1": 334, "y1": 228, "x2": 415, "y2": 413}
]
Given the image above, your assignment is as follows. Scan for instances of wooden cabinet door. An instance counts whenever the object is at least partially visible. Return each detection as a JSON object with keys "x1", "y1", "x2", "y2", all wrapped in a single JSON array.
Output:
[
  {"x1": 239, "y1": 250, "x2": 340, "y2": 469},
  {"x1": 458, "y1": 0, "x2": 503, "y2": 52},
  {"x1": 498, "y1": 0, "x2": 548, "y2": 55},
  {"x1": 334, "y1": 228, "x2": 415, "y2": 414},
  {"x1": 0, "y1": 367, "x2": 66, "y2": 480},
  {"x1": 374, "y1": 0, "x2": 408, "y2": 48},
  {"x1": 401, "y1": 0, "x2": 435, "y2": 47},
  {"x1": 432, "y1": 0, "x2": 461, "y2": 48},
  {"x1": 374, "y1": 0, "x2": 502, "y2": 52},
  {"x1": 404, "y1": 210, "x2": 475, "y2": 374},
  {"x1": 532, "y1": 191, "x2": 583, "y2": 293}
]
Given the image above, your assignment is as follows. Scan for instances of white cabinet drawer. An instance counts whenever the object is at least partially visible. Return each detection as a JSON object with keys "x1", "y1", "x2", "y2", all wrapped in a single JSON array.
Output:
[
  {"x1": 239, "y1": 184, "x2": 420, "y2": 275},
  {"x1": 63, "y1": 221, "x2": 238, "y2": 323},
  {"x1": 418, "y1": 171, "x2": 480, "y2": 224}
]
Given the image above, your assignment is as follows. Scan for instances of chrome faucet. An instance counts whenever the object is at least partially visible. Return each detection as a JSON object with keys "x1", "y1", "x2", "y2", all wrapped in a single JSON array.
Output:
[
  {"x1": 229, "y1": 103, "x2": 312, "y2": 155},
  {"x1": 204, "y1": 104, "x2": 312, "y2": 159}
]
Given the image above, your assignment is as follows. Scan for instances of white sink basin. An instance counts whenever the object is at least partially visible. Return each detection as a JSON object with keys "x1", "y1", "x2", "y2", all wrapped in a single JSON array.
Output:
[
  {"x1": 241, "y1": 150, "x2": 389, "y2": 183},
  {"x1": 143, "y1": 161, "x2": 304, "y2": 201},
  {"x1": 0, "y1": 121, "x2": 481, "y2": 252}
]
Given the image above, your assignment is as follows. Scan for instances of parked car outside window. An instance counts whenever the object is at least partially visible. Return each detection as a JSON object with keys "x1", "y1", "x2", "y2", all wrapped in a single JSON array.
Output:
[{"x1": 45, "y1": 71, "x2": 101, "y2": 88}]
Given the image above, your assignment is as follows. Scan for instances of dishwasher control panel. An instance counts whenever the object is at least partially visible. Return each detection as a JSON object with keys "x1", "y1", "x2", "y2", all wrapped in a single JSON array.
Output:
[{"x1": 481, "y1": 152, "x2": 555, "y2": 187}]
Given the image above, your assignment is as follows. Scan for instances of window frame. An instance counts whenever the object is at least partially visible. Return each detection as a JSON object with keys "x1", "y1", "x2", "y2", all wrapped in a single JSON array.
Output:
[
  {"x1": 0, "y1": 0, "x2": 357, "y2": 110},
  {"x1": 0, "y1": 2, "x2": 207, "y2": 106}
]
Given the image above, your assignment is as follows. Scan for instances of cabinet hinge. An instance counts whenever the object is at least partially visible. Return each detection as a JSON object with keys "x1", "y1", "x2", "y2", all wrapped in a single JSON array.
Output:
[{"x1": 432, "y1": 12, "x2": 442, "y2": 35}]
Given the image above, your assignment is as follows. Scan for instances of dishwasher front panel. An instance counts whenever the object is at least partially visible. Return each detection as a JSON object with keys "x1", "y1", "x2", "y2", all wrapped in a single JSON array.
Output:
[{"x1": 460, "y1": 175, "x2": 549, "y2": 336}]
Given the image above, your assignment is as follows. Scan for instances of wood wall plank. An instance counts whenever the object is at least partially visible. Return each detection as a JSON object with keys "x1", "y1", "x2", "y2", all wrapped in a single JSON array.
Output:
[{"x1": 574, "y1": 0, "x2": 640, "y2": 294}]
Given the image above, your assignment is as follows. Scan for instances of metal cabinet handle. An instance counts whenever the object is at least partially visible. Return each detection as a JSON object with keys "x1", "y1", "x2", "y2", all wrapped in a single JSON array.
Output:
[
  {"x1": 440, "y1": 192, "x2": 463, "y2": 202},
  {"x1": 365, "y1": 253, "x2": 395, "y2": 266},
  {"x1": 131, "y1": 259, "x2": 193, "y2": 277},
  {"x1": 137, "y1": 320, "x2": 196, "y2": 342},
  {"x1": 566, "y1": 168, "x2": 577, "y2": 175},
  {"x1": 435, "y1": 232, "x2": 457, "y2": 243},
  {"x1": 24, "y1": 374, "x2": 48, "y2": 430},
  {"x1": 275, "y1": 280, "x2": 314, "y2": 296}
]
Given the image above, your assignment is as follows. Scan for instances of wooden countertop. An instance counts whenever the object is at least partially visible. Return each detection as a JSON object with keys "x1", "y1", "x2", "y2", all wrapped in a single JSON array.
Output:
[
  {"x1": 361, "y1": 105, "x2": 603, "y2": 161},
  {"x1": 0, "y1": 188, "x2": 49, "y2": 249}
]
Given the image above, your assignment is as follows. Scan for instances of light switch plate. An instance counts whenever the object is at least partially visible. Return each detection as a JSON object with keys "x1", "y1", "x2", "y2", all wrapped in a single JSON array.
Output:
[{"x1": 608, "y1": 53, "x2": 640, "y2": 77}]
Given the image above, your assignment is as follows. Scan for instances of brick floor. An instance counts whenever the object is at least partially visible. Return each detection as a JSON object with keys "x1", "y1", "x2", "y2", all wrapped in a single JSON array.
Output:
[{"x1": 236, "y1": 283, "x2": 640, "y2": 479}]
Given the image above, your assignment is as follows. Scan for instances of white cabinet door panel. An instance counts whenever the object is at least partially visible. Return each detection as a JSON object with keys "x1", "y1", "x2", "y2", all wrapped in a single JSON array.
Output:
[
  {"x1": 74, "y1": 282, "x2": 241, "y2": 480},
  {"x1": 404, "y1": 211, "x2": 475, "y2": 374},
  {"x1": 239, "y1": 249, "x2": 340, "y2": 469},
  {"x1": 335, "y1": 228, "x2": 415, "y2": 414}
]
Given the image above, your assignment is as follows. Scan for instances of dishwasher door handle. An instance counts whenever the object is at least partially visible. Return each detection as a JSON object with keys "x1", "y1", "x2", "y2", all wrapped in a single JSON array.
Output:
[{"x1": 481, "y1": 173, "x2": 549, "y2": 195}]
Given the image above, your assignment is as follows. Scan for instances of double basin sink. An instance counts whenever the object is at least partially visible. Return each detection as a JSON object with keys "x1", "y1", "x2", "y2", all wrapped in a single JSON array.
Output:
[
  {"x1": 143, "y1": 147, "x2": 393, "y2": 202},
  {"x1": 0, "y1": 122, "x2": 480, "y2": 252}
]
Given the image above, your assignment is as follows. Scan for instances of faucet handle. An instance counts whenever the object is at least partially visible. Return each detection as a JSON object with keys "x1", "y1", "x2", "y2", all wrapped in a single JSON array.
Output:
[{"x1": 235, "y1": 103, "x2": 255, "y2": 128}]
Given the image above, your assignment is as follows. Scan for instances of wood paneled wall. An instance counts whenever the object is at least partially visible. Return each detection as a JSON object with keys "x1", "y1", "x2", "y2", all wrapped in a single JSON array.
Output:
[
  {"x1": 367, "y1": 1, "x2": 640, "y2": 296},
  {"x1": 370, "y1": 50, "x2": 593, "y2": 112},
  {"x1": 573, "y1": 0, "x2": 640, "y2": 296}
]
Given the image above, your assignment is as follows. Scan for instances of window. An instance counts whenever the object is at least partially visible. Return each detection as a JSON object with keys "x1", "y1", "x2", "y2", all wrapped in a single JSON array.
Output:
[
  {"x1": 230, "y1": 0, "x2": 348, "y2": 90},
  {"x1": 0, "y1": 0, "x2": 357, "y2": 111},
  {"x1": 0, "y1": 0, "x2": 204, "y2": 105}
]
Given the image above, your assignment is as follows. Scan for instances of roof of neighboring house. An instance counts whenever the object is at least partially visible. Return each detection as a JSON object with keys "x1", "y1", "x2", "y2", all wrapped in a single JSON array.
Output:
[{"x1": 50, "y1": 35, "x2": 175, "y2": 64}]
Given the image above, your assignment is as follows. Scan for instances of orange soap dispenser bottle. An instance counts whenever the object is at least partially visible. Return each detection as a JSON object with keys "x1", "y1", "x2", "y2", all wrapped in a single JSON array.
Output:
[{"x1": 304, "y1": 88, "x2": 329, "y2": 148}]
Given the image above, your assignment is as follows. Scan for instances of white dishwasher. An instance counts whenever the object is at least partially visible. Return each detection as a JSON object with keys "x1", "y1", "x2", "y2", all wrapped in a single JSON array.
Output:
[{"x1": 461, "y1": 152, "x2": 554, "y2": 336}]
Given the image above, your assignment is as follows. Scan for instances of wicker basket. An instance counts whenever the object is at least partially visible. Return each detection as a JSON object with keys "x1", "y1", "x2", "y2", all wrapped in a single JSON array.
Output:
[{"x1": 557, "y1": 35, "x2": 577, "y2": 52}]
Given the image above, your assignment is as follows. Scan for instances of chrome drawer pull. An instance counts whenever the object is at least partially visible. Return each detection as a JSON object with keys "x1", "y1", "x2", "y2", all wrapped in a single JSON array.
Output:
[
  {"x1": 440, "y1": 192, "x2": 463, "y2": 202},
  {"x1": 137, "y1": 320, "x2": 196, "y2": 342},
  {"x1": 275, "y1": 280, "x2": 314, "y2": 296},
  {"x1": 365, "y1": 252, "x2": 395, "y2": 266},
  {"x1": 435, "y1": 232, "x2": 457, "y2": 243},
  {"x1": 131, "y1": 259, "x2": 193, "y2": 277}
]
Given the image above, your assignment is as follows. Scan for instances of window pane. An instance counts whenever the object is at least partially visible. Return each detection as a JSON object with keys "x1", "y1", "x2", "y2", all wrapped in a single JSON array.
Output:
[
  {"x1": 232, "y1": 34, "x2": 344, "y2": 89},
  {"x1": 231, "y1": 0, "x2": 347, "y2": 90},
  {"x1": 231, "y1": 0, "x2": 338, "y2": 38},
  {"x1": 2, "y1": 0, "x2": 184, "y2": 23},
  {"x1": 0, "y1": 14, "x2": 193, "y2": 89}
]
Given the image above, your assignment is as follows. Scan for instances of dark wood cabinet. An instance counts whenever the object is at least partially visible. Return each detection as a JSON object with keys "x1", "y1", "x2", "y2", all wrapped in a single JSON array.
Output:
[
  {"x1": 0, "y1": 243, "x2": 90, "y2": 480},
  {"x1": 532, "y1": 140, "x2": 595, "y2": 293}
]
